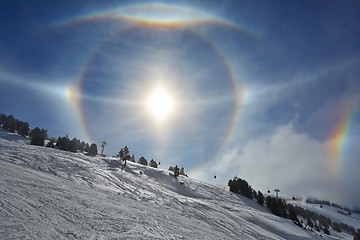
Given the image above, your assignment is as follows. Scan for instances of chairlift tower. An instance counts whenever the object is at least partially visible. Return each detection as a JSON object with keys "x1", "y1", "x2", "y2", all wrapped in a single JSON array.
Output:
[
  {"x1": 101, "y1": 140, "x2": 107, "y2": 156},
  {"x1": 274, "y1": 189, "x2": 280, "y2": 199}
]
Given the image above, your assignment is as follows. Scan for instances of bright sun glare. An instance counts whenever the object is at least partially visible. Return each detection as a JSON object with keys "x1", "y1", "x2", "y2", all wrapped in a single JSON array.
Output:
[{"x1": 144, "y1": 85, "x2": 176, "y2": 123}]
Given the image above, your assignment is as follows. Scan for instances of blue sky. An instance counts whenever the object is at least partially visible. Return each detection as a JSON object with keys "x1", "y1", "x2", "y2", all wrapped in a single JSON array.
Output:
[{"x1": 1, "y1": 0, "x2": 360, "y2": 207}]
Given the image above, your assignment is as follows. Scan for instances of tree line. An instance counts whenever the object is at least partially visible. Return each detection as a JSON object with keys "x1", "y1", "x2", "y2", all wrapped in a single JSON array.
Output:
[
  {"x1": 0, "y1": 114, "x2": 30, "y2": 136},
  {"x1": 227, "y1": 176, "x2": 360, "y2": 238},
  {"x1": 1, "y1": 113, "x2": 175, "y2": 172},
  {"x1": 117, "y1": 146, "x2": 164, "y2": 170},
  {"x1": 0, "y1": 114, "x2": 187, "y2": 176},
  {"x1": 0, "y1": 113, "x2": 98, "y2": 155},
  {"x1": 306, "y1": 198, "x2": 352, "y2": 214}
]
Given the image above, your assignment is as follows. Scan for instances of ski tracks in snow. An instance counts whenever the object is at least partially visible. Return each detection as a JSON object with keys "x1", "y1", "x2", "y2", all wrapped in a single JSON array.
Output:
[{"x1": 0, "y1": 138, "x2": 322, "y2": 239}]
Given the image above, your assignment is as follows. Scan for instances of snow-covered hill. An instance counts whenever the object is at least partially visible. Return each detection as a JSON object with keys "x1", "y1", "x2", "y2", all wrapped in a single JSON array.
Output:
[
  {"x1": 0, "y1": 127, "x2": 29, "y2": 144},
  {"x1": 0, "y1": 129, "x2": 354, "y2": 239},
  {"x1": 288, "y1": 199, "x2": 360, "y2": 233}
]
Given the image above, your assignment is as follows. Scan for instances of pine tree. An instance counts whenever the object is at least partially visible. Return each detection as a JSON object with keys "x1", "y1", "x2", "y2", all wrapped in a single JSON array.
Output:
[
  {"x1": 0, "y1": 114, "x2": 7, "y2": 126},
  {"x1": 257, "y1": 191, "x2": 264, "y2": 205},
  {"x1": 288, "y1": 204, "x2": 298, "y2": 221},
  {"x1": 307, "y1": 218, "x2": 314, "y2": 228},
  {"x1": 85, "y1": 143, "x2": 90, "y2": 152},
  {"x1": 3, "y1": 115, "x2": 16, "y2": 132},
  {"x1": 123, "y1": 146, "x2": 130, "y2": 166},
  {"x1": 174, "y1": 165, "x2": 180, "y2": 177},
  {"x1": 333, "y1": 222, "x2": 342, "y2": 232},
  {"x1": 29, "y1": 127, "x2": 47, "y2": 146},
  {"x1": 69, "y1": 138, "x2": 79, "y2": 152},
  {"x1": 228, "y1": 178, "x2": 239, "y2": 193},
  {"x1": 57, "y1": 136, "x2": 70, "y2": 151},
  {"x1": 88, "y1": 143, "x2": 98, "y2": 156},
  {"x1": 149, "y1": 159, "x2": 158, "y2": 168},
  {"x1": 56, "y1": 137, "x2": 61, "y2": 148},
  {"x1": 252, "y1": 190, "x2": 258, "y2": 199},
  {"x1": 354, "y1": 229, "x2": 360, "y2": 240},
  {"x1": 119, "y1": 149, "x2": 124, "y2": 160},
  {"x1": 18, "y1": 121, "x2": 30, "y2": 136},
  {"x1": 138, "y1": 156, "x2": 148, "y2": 166},
  {"x1": 323, "y1": 227, "x2": 330, "y2": 235},
  {"x1": 79, "y1": 141, "x2": 86, "y2": 152}
]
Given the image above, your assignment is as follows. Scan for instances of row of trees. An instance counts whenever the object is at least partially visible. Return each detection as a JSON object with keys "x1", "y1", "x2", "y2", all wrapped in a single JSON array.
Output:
[
  {"x1": 294, "y1": 204, "x2": 358, "y2": 236},
  {"x1": 227, "y1": 176, "x2": 359, "y2": 238},
  {"x1": 0, "y1": 114, "x2": 30, "y2": 136},
  {"x1": 168, "y1": 165, "x2": 187, "y2": 177},
  {"x1": 47, "y1": 135, "x2": 98, "y2": 156},
  {"x1": 306, "y1": 198, "x2": 352, "y2": 213},
  {"x1": 0, "y1": 114, "x2": 47, "y2": 146},
  {"x1": 137, "y1": 156, "x2": 158, "y2": 168},
  {"x1": 118, "y1": 146, "x2": 159, "y2": 168},
  {"x1": 1, "y1": 114, "x2": 164, "y2": 164},
  {"x1": 1, "y1": 113, "x2": 99, "y2": 156},
  {"x1": 228, "y1": 177, "x2": 264, "y2": 205},
  {"x1": 3, "y1": 113, "x2": 188, "y2": 181},
  {"x1": 1, "y1": 114, "x2": 171, "y2": 169}
]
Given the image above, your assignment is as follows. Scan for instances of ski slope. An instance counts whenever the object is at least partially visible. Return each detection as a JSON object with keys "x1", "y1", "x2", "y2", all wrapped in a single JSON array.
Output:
[
  {"x1": 0, "y1": 129, "x2": 354, "y2": 239},
  {"x1": 288, "y1": 200, "x2": 360, "y2": 231}
]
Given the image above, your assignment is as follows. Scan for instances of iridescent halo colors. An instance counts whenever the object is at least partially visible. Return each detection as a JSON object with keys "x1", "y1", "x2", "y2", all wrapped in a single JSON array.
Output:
[
  {"x1": 328, "y1": 97, "x2": 360, "y2": 173},
  {"x1": 54, "y1": 3, "x2": 253, "y2": 171}
]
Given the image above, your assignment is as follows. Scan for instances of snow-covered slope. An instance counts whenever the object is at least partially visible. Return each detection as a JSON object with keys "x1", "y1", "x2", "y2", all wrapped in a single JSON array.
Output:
[
  {"x1": 0, "y1": 127, "x2": 29, "y2": 144},
  {"x1": 289, "y1": 200, "x2": 360, "y2": 232},
  {"x1": 0, "y1": 130, "x2": 350, "y2": 239}
]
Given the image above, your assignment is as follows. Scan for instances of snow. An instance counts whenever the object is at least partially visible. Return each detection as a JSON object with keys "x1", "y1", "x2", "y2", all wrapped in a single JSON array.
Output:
[
  {"x1": 289, "y1": 199, "x2": 360, "y2": 232},
  {"x1": 0, "y1": 127, "x2": 29, "y2": 144},
  {"x1": 0, "y1": 128, "x2": 355, "y2": 239}
]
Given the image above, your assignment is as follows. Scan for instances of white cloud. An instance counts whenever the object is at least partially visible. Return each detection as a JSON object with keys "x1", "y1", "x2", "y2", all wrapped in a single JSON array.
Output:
[{"x1": 196, "y1": 123, "x2": 360, "y2": 208}]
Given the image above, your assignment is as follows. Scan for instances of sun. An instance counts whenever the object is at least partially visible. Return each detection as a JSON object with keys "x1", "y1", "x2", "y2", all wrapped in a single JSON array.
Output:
[{"x1": 144, "y1": 85, "x2": 176, "y2": 123}]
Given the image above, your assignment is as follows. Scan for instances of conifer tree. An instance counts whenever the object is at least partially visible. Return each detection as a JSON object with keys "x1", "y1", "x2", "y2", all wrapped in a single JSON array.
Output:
[
  {"x1": 18, "y1": 121, "x2": 30, "y2": 136},
  {"x1": 288, "y1": 204, "x2": 297, "y2": 221},
  {"x1": 119, "y1": 149, "x2": 124, "y2": 159},
  {"x1": 0, "y1": 114, "x2": 7, "y2": 126},
  {"x1": 149, "y1": 159, "x2": 158, "y2": 168},
  {"x1": 85, "y1": 143, "x2": 90, "y2": 152},
  {"x1": 174, "y1": 165, "x2": 180, "y2": 177},
  {"x1": 138, "y1": 156, "x2": 148, "y2": 166},
  {"x1": 3, "y1": 115, "x2": 16, "y2": 132},
  {"x1": 29, "y1": 127, "x2": 47, "y2": 146},
  {"x1": 79, "y1": 141, "x2": 86, "y2": 152},
  {"x1": 123, "y1": 146, "x2": 130, "y2": 166},
  {"x1": 323, "y1": 227, "x2": 330, "y2": 235},
  {"x1": 354, "y1": 229, "x2": 360, "y2": 240},
  {"x1": 88, "y1": 143, "x2": 98, "y2": 156},
  {"x1": 57, "y1": 136, "x2": 70, "y2": 151},
  {"x1": 69, "y1": 138, "x2": 79, "y2": 152},
  {"x1": 257, "y1": 191, "x2": 264, "y2": 205}
]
